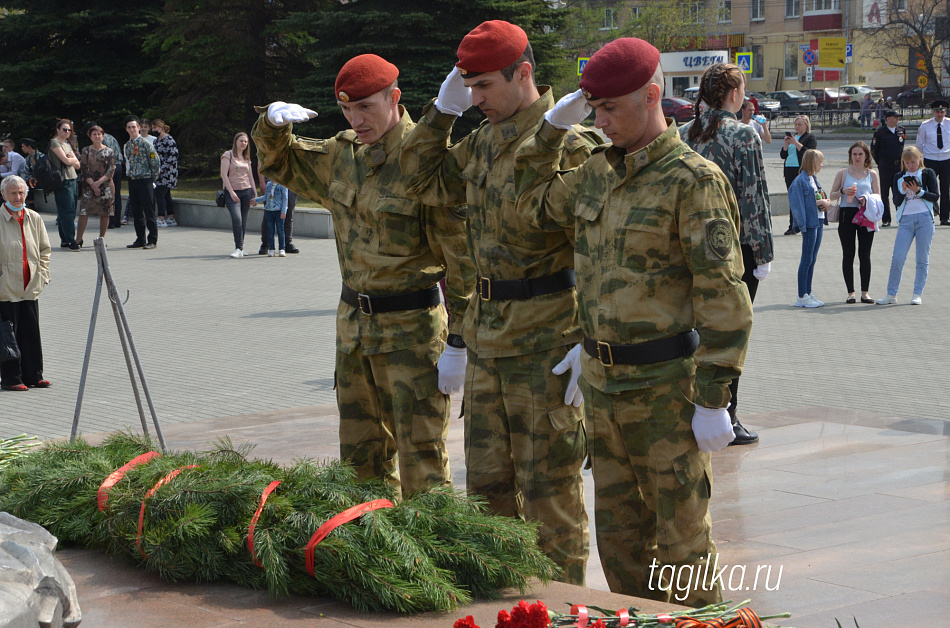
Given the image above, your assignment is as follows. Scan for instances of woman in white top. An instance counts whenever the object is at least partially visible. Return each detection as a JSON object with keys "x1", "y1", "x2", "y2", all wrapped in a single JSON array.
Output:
[
  {"x1": 878, "y1": 146, "x2": 938, "y2": 305},
  {"x1": 740, "y1": 100, "x2": 771, "y2": 144},
  {"x1": 830, "y1": 141, "x2": 881, "y2": 303}
]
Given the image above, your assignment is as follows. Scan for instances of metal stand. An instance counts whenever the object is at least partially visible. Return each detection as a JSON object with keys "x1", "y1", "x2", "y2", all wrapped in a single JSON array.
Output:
[{"x1": 70, "y1": 238, "x2": 167, "y2": 452}]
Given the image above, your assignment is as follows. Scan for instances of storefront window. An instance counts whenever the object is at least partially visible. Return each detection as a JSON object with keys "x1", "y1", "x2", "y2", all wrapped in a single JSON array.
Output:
[{"x1": 785, "y1": 43, "x2": 800, "y2": 79}]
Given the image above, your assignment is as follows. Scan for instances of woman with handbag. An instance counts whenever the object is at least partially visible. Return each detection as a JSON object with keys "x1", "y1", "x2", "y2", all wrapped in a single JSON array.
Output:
[
  {"x1": 780, "y1": 115, "x2": 817, "y2": 235},
  {"x1": 789, "y1": 150, "x2": 831, "y2": 308},
  {"x1": 830, "y1": 141, "x2": 881, "y2": 304},
  {"x1": 877, "y1": 146, "x2": 938, "y2": 305},
  {"x1": 220, "y1": 132, "x2": 257, "y2": 258},
  {"x1": 0, "y1": 176, "x2": 51, "y2": 391}
]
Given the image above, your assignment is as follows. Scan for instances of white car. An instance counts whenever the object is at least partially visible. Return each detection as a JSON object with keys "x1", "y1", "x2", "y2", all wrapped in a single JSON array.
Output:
[{"x1": 839, "y1": 85, "x2": 884, "y2": 109}]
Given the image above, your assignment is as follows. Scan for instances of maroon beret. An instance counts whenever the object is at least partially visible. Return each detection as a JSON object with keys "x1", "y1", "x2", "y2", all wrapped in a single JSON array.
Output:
[
  {"x1": 334, "y1": 54, "x2": 399, "y2": 103},
  {"x1": 456, "y1": 20, "x2": 529, "y2": 77},
  {"x1": 579, "y1": 38, "x2": 661, "y2": 100}
]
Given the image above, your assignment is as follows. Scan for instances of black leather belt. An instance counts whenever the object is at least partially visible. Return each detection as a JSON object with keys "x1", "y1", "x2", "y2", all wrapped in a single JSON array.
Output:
[
  {"x1": 476, "y1": 268, "x2": 575, "y2": 301},
  {"x1": 341, "y1": 283, "x2": 441, "y2": 315},
  {"x1": 583, "y1": 330, "x2": 700, "y2": 367}
]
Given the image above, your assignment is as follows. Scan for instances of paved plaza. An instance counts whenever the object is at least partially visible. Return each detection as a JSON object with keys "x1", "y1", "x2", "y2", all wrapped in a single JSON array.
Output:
[{"x1": 3, "y1": 207, "x2": 949, "y2": 626}]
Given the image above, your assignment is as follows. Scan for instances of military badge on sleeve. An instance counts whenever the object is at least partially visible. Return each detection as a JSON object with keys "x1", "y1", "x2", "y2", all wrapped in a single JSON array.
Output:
[{"x1": 704, "y1": 218, "x2": 733, "y2": 261}]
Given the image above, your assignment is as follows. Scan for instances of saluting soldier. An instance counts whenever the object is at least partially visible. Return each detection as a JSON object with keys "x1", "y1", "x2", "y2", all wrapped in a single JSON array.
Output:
[
  {"x1": 399, "y1": 20, "x2": 598, "y2": 585},
  {"x1": 513, "y1": 38, "x2": 753, "y2": 606},
  {"x1": 251, "y1": 54, "x2": 474, "y2": 500},
  {"x1": 870, "y1": 109, "x2": 906, "y2": 226}
]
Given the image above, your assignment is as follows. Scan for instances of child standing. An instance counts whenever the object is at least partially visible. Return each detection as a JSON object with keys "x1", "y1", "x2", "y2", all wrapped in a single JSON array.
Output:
[{"x1": 253, "y1": 179, "x2": 288, "y2": 256}]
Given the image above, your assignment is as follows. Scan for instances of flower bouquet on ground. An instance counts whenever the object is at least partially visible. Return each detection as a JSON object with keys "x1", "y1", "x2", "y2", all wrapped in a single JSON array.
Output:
[{"x1": 455, "y1": 599, "x2": 792, "y2": 628}]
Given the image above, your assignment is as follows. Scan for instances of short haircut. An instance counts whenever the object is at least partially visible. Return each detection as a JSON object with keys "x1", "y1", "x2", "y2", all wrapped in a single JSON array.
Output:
[
  {"x1": 1, "y1": 175, "x2": 27, "y2": 196},
  {"x1": 500, "y1": 42, "x2": 535, "y2": 82},
  {"x1": 902, "y1": 145, "x2": 923, "y2": 169},
  {"x1": 1, "y1": 139, "x2": 14, "y2": 148},
  {"x1": 800, "y1": 149, "x2": 823, "y2": 175},
  {"x1": 86, "y1": 125, "x2": 104, "y2": 137},
  {"x1": 20, "y1": 138, "x2": 36, "y2": 149},
  {"x1": 124, "y1": 115, "x2": 140, "y2": 126}
]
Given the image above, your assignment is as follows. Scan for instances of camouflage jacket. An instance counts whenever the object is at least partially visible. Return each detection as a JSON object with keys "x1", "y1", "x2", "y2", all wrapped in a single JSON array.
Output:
[
  {"x1": 678, "y1": 109, "x2": 774, "y2": 266},
  {"x1": 252, "y1": 106, "x2": 474, "y2": 356},
  {"x1": 514, "y1": 120, "x2": 753, "y2": 408},
  {"x1": 400, "y1": 87, "x2": 599, "y2": 358}
]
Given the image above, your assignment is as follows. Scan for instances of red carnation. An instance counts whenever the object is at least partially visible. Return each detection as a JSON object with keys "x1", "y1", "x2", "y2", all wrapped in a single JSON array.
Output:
[
  {"x1": 510, "y1": 599, "x2": 532, "y2": 627},
  {"x1": 496, "y1": 609, "x2": 512, "y2": 628},
  {"x1": 454, "y1": 616, "x2": 480, "y2": 628},
  {"x1": 527, "y1": 600, "x2": 550, "y2": 628},
  {"x1": 591, "y1": 620, "x2": 607, "y2": 628}
]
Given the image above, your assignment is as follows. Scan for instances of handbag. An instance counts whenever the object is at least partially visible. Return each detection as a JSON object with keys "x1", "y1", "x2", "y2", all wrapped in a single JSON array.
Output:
[
  {"x1": 825, "y1": 201, "x2": 840, "y2": 223},
  {"x1": 0, "y1": 320, "x2": 20, "y2": 363},
  {"x1": 215, "y1": 189, "x2": 227, "y2": 207}
]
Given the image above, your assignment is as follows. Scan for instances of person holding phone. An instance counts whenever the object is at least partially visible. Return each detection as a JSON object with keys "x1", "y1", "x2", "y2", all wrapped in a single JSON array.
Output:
[
  {"x1": 780, "y1": 116, "x2": 817, "y2": 235},
  {"x1": 878, "y1": 146, "x2": 937, "y2": 305}
]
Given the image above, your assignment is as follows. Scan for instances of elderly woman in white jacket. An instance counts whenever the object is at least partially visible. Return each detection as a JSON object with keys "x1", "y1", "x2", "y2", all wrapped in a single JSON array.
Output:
[{"x1": 0, "y1": 175, "x2": 51, "y2": 391}]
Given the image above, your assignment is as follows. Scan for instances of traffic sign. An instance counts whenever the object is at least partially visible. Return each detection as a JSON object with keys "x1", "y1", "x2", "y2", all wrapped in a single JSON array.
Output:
[
  {"x1": 917, "y1": 58, "x2": 927, "y2": 70},
  {"x1": 845, "y1": 43, "x2": 852, "y2": 64},
  {"x1": 577, "y1": 57, "x2": 589, "y2": 77},
  {"x1": 736, "y1": 52, "x2": 752, "y2": 74},
  {"x1": 819, "y1": 37, "x2": 846, "y2": 68},
  {"x1": 806, "y1": 65, "x2": 814, "y2": 82},
  {"x1": 803, "y1": 49, "x2": 817, "y2": 66},
  {"x1": 919, "y1": 75, "x2": 929, "y2": 88}
]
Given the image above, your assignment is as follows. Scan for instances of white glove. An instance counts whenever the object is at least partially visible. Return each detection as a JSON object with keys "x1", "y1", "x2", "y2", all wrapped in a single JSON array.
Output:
[
  {"x1": 437, "y1": 345, "x2": 467, "y2": 395},
  {"x1": 544, "y1": 89, "x2": 592, "y2": 130},
  {"x1": 552, "y1": 344, "x2": 584, "y2": 408},
  {"x1": 752, "y1": 262, "x2": 771, "y2": 281},
  {"x1": 691, "y1": 405, "x2": 734, "y2": 453},
  {"x1": 434, "y1": 68, "x2": 472, "y2": 116},
  {"x1": 267, "y1": 101, "x2": 318, "y2": 127}
]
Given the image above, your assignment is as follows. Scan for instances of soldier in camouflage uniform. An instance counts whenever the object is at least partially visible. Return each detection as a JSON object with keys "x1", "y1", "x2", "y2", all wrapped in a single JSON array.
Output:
[
  {"x1": 398, "y1": 20, "x2": 597, "y2": 585},
  {"x1": 678, "y1": 63, "x2": 773, "y2": 446},
  {"x1": 513, "y1": 38, "x2": 753, "y2": 606},
  {"x1": 251, "y1": 54, "x2": 474, "y2": 500}
]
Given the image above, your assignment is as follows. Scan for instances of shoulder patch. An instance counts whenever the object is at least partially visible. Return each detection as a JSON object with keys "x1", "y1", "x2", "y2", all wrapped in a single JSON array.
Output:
[{"x1": 704, "y1": 218, "x2": 733, "y2": 261}]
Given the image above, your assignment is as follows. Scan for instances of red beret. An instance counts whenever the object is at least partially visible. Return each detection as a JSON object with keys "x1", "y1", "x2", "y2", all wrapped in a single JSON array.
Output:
[
  {"x1": 579, "y1": 38, "x2": 661, "y2": 100},
  {"x1": 456, "y1": 20, "x2": 529, "y2": 77},
  {"x1": 334, "y1": 54, "x2": 399, "y2": 103}
]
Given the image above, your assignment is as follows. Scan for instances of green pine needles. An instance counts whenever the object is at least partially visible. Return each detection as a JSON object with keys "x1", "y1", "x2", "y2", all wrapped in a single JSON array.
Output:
[{"x1": 0, "y1": 433, "x2": 558, "y2": 613}]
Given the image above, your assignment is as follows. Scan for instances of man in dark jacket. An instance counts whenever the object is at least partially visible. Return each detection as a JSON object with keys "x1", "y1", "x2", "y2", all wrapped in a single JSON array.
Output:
[{"x1": 871, "y1": 110, "x2": 906, "y2": 226}]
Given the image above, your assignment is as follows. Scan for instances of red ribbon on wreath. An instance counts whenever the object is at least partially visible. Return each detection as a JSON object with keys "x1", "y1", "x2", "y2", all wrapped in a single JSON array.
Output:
[
  {"x1": 304, "y1": 499, "x2": 394, "y2": 577},
  {"x1": 571, "y1": 604, "x2": 589, "y2": 628},
  {"x1": 674, "y1": 607, "x2": 763, "y2": 628},
  {"x1": 97, "y1": 451, "x2": 161, "y2": 511},
  {"x1": 136, "y1": 465, "x2": 200, "y2": 559},
  {"x1": 247, "y1": 480, "x2": 281, "y2": 568}
]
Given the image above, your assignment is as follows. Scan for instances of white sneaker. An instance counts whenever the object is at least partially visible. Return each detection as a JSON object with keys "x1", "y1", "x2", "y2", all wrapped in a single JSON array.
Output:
[
  {"x1": 911, "y1": 294, "x2": 922, "y2": 305},
  {"x1": 165, "y1": 218, "x2": 177, "y2": 227},
  {"x1": 794, "y1": 295, "x2": 810, "y2": 307},
  {"x1": 876, "y1": 294, "x2": 897, "y2": 305},
  {"x1": 278, "y1": 249, "x2": 286, "y2": 257},
  {"x1": 157, "y1": 218, "x2": 167, "y2": 228},
  {"x1": 806, "y1": 294, "x2": 824, "y2": 307},
  {"x1": 241, "y1": 250, "x2": 253, "y2": 257},
  {"x1": 229, "y1": 248, "x2": 243, "y2": 259},
  {"x1": 268, "y1": 250, "x2": 276, "y2": 257}
]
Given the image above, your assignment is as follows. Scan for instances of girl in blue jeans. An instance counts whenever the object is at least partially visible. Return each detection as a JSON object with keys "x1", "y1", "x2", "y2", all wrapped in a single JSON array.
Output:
[
  {"x1": 252, "y1": 179, "x2": 288, "y2": 256},
  {"x1": 789, "y1": 149, "x2": 831, "y2": 308},
  {"x1": 878, "y1": 146, "x2": 938, "y2": 305}
]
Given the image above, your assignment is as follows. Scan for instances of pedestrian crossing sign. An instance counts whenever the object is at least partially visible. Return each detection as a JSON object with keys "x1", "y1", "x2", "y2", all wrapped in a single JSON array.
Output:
[
  {"x1": 578, "y1": 57, "x2": 589, "y2": 77},
  {"x1": 736, "y1": 52, "x2": 752, "y2": 74}
]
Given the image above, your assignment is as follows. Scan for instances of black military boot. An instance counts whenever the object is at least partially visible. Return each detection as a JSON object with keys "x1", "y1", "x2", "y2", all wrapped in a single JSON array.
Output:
[{"x1": 728, "y1": 406, "x2": 758, "y2": 446}]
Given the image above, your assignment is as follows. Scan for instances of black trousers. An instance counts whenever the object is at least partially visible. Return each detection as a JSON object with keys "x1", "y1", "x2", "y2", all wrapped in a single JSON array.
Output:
[
  {"x1": 109, "y1": 163, "x2": 125, "y2": 228},
  {"x1": 0, "y1": 300, "x2": 43, "y2": 387},
  {"x1": 838, "y1": 208, "x2": 875, "y2": 293},
  {"x1": 260, "y1": 190, "x2": 297, "y2": 246},
  {"x1": 879, "y1": 164, "x2": 898, "y2": 224},
  {"x1": 784, "y1": 166, "x2": 800, "y2": 229},
  {"x1": 924, "y1": 157, "x2": 950, "y2": 222},
  {"x1": 728, "y1": 243, "x2": 758, "y2": 421},
  {"x1": 128, "y1": 178, "x2": 157, "y2": 244}
]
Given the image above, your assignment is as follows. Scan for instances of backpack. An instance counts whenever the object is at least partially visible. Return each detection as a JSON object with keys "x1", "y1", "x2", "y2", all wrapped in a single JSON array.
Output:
[{"x1": 33, "y1": 152, "x2": 64, "y2": 194}]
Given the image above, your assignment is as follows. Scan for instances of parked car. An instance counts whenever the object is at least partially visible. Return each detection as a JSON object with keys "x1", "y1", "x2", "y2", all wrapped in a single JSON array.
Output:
[
  {"x1": 839, "y1": 84, "x2": 884, "y2": 109},
  {"x1": 765, "y1": 90, "x2": 818, "y2": 114},
  {"x1": 897, "y1": 86, "x2": 939, "y2": 108},
  {"x1": 682, "y1": 86, "x2": 699, "y2": 100},
  {"x1": 662, "y1": 97, "x2": 695, "y2": 123},
  {"x1": 746, "y1": 92, "x2": 781, "y2": 118},
  {"x1": 804, "y1": 87, "x2": 850, "y2": 109}
]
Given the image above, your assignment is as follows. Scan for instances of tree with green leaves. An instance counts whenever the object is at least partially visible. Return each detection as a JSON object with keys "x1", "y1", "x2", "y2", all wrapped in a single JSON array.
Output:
[
  {"x1": 0, "y1": 0, "x2": 162, "y2": 147},
  {"x1": 275, "y1": 0, "x2": 572, "y2": 140}
]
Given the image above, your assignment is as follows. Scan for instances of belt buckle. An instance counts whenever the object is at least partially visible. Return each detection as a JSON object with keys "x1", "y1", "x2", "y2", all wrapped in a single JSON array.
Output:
[
  {"x1": 357, "y1": 293, "x2": 373, "y2": 315},
  {"x1": 479, "y1": 277, "x2": 491, "y2": 301},
  {"x1": 596, "y1": 341, "x2": 614, "y2": 367}
]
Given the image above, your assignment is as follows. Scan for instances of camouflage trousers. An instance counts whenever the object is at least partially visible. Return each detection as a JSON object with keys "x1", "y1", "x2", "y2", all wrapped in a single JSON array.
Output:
[
  {"x1": 336, "y1": 336, "x2": 451, "y2": 500},
  {"x1": 464, "y1": 345, "x2": 589, "y2": 586},
  {"x1": 581, "y1": 377, "x2": 721, "y2": 607}
]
